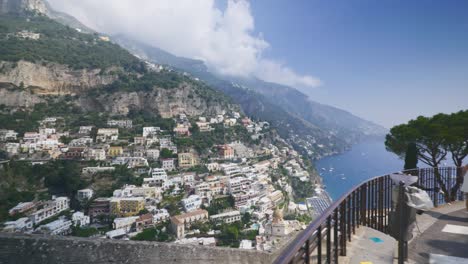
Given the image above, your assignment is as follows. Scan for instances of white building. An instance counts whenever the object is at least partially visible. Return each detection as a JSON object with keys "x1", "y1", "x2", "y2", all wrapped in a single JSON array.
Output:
[
  {"x1": 78, "y1": 126, "x2": 93, "y2": 135},
  {"x1": 96, "y1": 128, "x2": 119, "y2": 142},
  {"x1": 181, "y1": 195, "x2": 202, "y2": 212},
  {"x1": 107, "y1": 120, "x2": 133, "y2": 128},
  {"x1": 113, "y1": 216, "x2": 139, "y2": 232},
  {"x1": 144, "y1": 168, "x2": 168, "y2": 187},
  {"x1": 3, "y1": 217, "x2": 33, "y2": 232},
  {"x1": 210, "y1": 210, "x2": 241, "y2": 224},
  {"x1": 28, "y1": 197, "x2": 70, "y2": 225},
  {"x1": 82, "y1": 167, "x2": 115, "y2": 175},
  {"x1": 72, "y1": 211, "x2": 90, "y2": 227},
  {"x1": 69, "y1": 137, "x2": 93, "y2": 147},
  {"x1": 146, "y1": 149, "x2": 160, "y2": 160},
  {"x1": 0, "y1": 129, "x2": 18, "y2": 141},
  {"x1": 152, "y1": 209, "x2": 170, "y2": 223},
  {"x1": 220, "y1": 163, "x2": 242, "y2": 177},
  {"x1": 228, "y1": 177, "x2": 252, "y2": 195},
  {"x1": 113, "y1": 184, "x2": 161, "y2": 199},
  {"x1": 8, "y1": 201, "x2": 36, "y2": 216},
  {"x1": 38, "y1": 218, "x2": 72, "y2": 235},
  {"x1": 5, "y1": 143, "x2": 20, "y2": 155},
  {"x1": 206, "y1": 162, "x2": 220, "y2": 172},
  {"x1": 239, "y1": 240, "x2": 253, "y2": 250},
  {"x1": 112, "y1": 157, "x2": 149, "y2": 168},
  {"x1": 143, "y1": 127, "x2": 161, "y2": 137},
  {"x1": 77, "y1": 189, "x2": 94, "y2": 201},
  {"x1": 161, "y1": 159, "x2": 176, "y2": 171},
  {"x1": 87, "y1": 148, "x2": 106, "y2": 161}
]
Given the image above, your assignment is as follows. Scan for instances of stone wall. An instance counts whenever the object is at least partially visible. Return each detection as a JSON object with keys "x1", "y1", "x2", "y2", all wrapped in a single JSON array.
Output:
[{"x1": 0, "y1": 233, "x2": 277, "y2": 264}]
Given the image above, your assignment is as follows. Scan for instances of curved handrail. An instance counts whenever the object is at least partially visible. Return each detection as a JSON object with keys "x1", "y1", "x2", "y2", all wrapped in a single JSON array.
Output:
[{"x1": 273, "y1": 166, "x2": 460, "y2": 264}]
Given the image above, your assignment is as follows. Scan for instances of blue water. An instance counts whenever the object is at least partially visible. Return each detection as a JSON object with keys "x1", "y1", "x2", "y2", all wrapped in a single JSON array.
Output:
[{"x1": 316, "y1": 139, "x2": 403, "y2": 200}]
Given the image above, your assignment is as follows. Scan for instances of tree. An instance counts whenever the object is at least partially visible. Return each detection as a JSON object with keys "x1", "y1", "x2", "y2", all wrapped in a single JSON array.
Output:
[
  {"x1": 440, "y1": 111, "x2": 468, "y2": 168},
  {"x1": 404, "y1": 142, "x2": 418, "y2": 170},
  {"x1": 438, "y1": 111, "x2": 468, "y2": 200},
  {"x1": 160, "y1": 148, "x2": 175, "y2": 159},
  {"x1": 385, "y1": 112, "x2": 468, "y2": 202}
]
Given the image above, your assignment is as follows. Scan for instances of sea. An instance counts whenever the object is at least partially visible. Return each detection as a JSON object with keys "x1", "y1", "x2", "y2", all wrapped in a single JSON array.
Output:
[{"x1": 315, "y1": 139, "x2": 403, "y2": 200}]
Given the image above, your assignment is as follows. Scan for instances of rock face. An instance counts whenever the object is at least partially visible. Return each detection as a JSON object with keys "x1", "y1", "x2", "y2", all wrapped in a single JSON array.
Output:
[
  {"x1": 0, "y1": 84, "x2": 43, "y2": 107},
  {"x1": 0, "y1": 61, "x2": 118, "y2": 95},
  {"x1": 0, "y1": 60, "x2": 234, "y2": 119},
  {"x1": 0, "y1": 0, "x2": 47, "y2": 14},
  {"x1": 79, "y1": 84, "x2": 231, "y2": 118}
]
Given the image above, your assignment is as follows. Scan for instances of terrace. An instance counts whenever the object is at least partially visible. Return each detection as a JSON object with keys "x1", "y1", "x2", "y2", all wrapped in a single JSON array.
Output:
[{"x1": 274, "y1": 167, "x2": 466, "y2": 264}]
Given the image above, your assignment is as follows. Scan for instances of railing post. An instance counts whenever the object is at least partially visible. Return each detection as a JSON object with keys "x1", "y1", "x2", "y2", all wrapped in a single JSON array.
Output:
[
  {"x1": 317, "y1": 225, "x2": 322, "y2": 263},
  {"x1": 334, "y1": 210, "x2": 338, "y2": 263},
  {"x1": 360, "y1": 183, "x2": 367, "y2": 226},
  {"x1": 326, "y1": 216, "x2": 331, "y2": 264},
  {"x1": 432, "y1": 168, "x2": 440, "y2": 207},
  {"x1": 397, "y1": 182, "x2": 405, "y2": 264},
  {"x1": 304, "y1": 238, "x2": 310, "y2": 264}
]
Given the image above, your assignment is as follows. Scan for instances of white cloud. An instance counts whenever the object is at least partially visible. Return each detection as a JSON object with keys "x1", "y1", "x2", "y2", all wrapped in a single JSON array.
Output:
[
  {"x1": 256, "y1": 59, "x2": 323, "y2": 88},
  {"x1": 47, "y1": 0, "x2": 322, "y2": 88}
]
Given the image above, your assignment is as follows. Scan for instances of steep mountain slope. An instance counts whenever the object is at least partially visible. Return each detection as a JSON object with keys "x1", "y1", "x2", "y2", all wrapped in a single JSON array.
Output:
[
  {"x1": 112, "y1": 35, "x2": 387, "y2": 145},
  {"x1": 229, "y1": 77, "x2": 388, "y2": 144},
  {"x1": 0, "y1": 13, "x2": 236, "y2": 121},
  {"x1": 119, "y1": 37, "x2": 386, "y2": 142},
  {"x1": 114, "y1": 36, "x2": 347, "y2": 158}
]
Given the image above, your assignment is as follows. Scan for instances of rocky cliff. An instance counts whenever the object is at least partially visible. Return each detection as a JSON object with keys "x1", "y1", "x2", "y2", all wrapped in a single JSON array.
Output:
[
  {"x1": 78, "y1": 83, "x2": 234, "y2": 118},
  {"x1": 0, "y1": 0, "x2": 46, "y2": 14},
  {"x1": 0, "y1": 61, "x2": 118, "y2": 95}
]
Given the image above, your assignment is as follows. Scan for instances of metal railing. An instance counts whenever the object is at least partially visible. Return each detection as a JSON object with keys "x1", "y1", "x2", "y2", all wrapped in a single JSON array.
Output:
[{"x1": 274, "y1": 167, "x2": 462, "y2": 264}]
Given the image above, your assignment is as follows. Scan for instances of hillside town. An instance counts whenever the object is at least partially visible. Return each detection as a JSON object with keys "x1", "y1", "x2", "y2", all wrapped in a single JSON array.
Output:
[{"x1": 0, "y1": 110, "x2": 332, "y2": 251}]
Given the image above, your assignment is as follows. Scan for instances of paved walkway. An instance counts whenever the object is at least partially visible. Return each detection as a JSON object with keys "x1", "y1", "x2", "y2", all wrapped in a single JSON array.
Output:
[
  {"x1": 343, "y1": 227, "x2": 395, "y2": 264},
  {"x1": 408, "y1": 205, "x2": 468, "y2": 264},
  {"x1": 342, "y1": 202, "x2": 467, "y2": 264}
]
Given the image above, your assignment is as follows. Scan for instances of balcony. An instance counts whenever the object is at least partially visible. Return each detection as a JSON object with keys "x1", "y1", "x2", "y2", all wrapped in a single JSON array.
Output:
[{"x1": 274, "y1": 167, "x2": 466, "y2": 264}]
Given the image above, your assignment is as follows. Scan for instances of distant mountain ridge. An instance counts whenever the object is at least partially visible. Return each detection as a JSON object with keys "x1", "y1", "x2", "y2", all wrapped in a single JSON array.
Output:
[
  {"x1": 1, "y1": 0, "x2": 386, "y2": 159},
  {"x1": 112, "y1": 36, "x2": 387, "y2": 145},
  {"x1": 113, "y1": 35, "x2": 350, "y2": 158}
]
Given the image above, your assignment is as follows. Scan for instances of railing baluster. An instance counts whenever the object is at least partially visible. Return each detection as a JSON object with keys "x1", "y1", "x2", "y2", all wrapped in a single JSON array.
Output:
[
  {"x1": 352, "y1": 191, "x2": 356, "y2": 235},
  {"x1": 340, "y1": 203, "x2": 346, "y2": 256},
  {"x1": 347, "y1": 196, "x2": 352, "y2": 242}
]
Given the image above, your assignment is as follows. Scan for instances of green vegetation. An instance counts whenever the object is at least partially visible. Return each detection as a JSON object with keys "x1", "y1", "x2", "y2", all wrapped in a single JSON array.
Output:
[
  {"x1": 215, "y1": 222, "x2": 258, "y2": 248},
  {"x1": 290, "y1": 177, "x2": 314, "y2": 201},
  {"x1": 0, "y1": 161, "x2": 144, "y2": 221},
  {"x1": 71, "y1": 226, "x2": 99, "y2": 237},
  {"x1": 0, "y1": 15, "x2": 145, "y2": 72},
  {"x1": 285, "y1": 213, "x2": 312, "y2": 224},
  {"x1": 203, "y1": 196, "x2": 234, "y2": 215},
  {"x1": 131, "y1": 222, "x2": 173, "y2": 242},
  {"x1": 385, "y1": 110, "x2": 468, "y2": 202},
  {"x1": 160, "y1": 191, "x2": 183, "y2": 215},
  {"x1": 189, "y1": 123, "x2": 253, "y2": 154},
  {"x1": 160, "y1": 148, "x2": 176, "y2": 159}
]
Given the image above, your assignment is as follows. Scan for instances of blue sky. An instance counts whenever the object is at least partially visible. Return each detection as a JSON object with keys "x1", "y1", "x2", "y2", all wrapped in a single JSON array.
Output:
[
  {"x1": 50, "y1": 0, "x2": 468, "y2": 128},
  {"x1": 247, "y1": 0, "x2": 468, "y2": 127}
]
